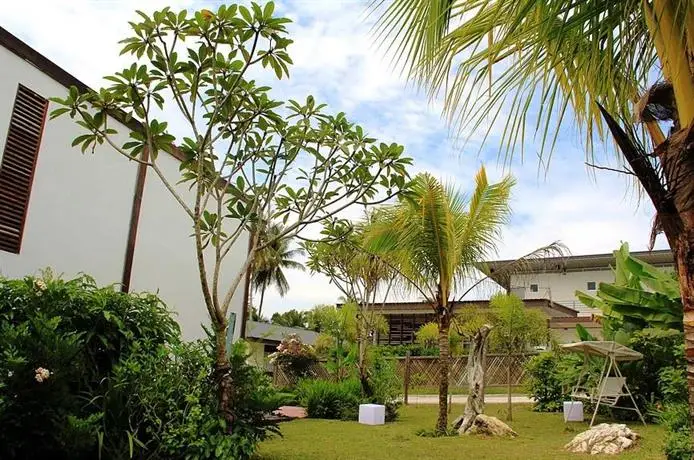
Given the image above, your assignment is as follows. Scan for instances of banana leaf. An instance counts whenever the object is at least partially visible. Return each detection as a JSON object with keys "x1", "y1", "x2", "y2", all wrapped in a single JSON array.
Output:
[{"x1": 597, "y1": 283, "x2": 681, "y2": 316}]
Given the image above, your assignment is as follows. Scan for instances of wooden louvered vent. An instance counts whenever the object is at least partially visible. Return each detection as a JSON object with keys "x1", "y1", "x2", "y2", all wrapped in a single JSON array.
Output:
[{"x1": 0, "y1": 84, "x2": 48, "y2": 253}]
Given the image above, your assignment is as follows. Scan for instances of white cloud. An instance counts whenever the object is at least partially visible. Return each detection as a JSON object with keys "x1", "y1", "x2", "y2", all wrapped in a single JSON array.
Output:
[{"x1": 1, "y1": 0, "x2": 668, "y2": 317}]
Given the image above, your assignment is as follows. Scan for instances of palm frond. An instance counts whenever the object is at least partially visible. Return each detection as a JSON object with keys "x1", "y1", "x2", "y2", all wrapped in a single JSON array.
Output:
[{"x1": 373, "y1": 0, "x2": 656, "y2": 161}]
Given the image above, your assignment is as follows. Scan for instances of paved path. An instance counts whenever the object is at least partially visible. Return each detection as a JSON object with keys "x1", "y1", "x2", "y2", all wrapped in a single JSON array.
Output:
[{"x1": 405, "y1": 394, "x2": 532, "y2": 405}]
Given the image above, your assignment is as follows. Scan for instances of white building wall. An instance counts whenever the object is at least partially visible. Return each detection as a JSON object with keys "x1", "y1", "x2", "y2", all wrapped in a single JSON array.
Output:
[
  {"x1": 130, "y1": 153, "x2": 249, "y2": 341},
  {"x1": 510, "y1": 270, "x2": 616, "y2": 315},
  {"x1": 0, "y1": 44, "x2": 248, "y2": 341},
  {"x1": 0, "y1": 46, "x2": 135, "y2": 285}
]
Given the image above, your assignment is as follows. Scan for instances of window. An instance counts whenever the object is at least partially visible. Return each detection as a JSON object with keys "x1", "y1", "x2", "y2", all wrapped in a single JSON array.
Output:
[
  {"x1": 587, "y1": 281, "x2": 596, "y2": 290},
  {"x1": 529, "y1": 284, "x2": 539, "y2": 293},
  {"x1": 0, "y1": 84, "x2": 48, "y2": 254}
]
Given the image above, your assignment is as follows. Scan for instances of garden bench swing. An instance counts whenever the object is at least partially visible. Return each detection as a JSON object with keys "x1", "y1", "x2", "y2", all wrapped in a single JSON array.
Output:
[{"x1": 561, "y1": 341, "x2": 646, "y2": 427}]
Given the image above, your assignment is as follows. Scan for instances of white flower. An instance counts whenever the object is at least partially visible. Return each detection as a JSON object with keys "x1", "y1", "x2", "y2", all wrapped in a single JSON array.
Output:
[{"x1": 34, "y1": 367, "x2": 51, "y2": 383}]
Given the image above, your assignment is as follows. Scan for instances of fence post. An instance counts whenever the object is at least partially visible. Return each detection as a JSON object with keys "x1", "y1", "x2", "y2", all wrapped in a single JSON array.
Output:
[{"x1": 404, "y1": 351, "x2": 411, "y2": 405}]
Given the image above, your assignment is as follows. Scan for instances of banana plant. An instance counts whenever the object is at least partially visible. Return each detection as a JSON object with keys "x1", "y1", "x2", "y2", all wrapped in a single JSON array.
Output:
[{"x1": 576, "y1": 243, "x2": 681, "y2": 332}]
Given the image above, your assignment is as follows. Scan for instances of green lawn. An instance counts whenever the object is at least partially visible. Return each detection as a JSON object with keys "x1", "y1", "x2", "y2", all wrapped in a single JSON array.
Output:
[{"x1": 256, "y1": 404, "x2": 666, "y2": 460}]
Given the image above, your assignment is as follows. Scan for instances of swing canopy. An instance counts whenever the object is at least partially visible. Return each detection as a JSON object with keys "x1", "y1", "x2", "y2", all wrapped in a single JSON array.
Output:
[{"x1": 561, "y1": 341, "x2": 642, "y2": 361}]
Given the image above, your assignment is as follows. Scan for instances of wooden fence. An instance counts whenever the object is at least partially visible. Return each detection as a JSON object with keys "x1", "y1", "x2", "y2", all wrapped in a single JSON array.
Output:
[
  {"x1": 396, "y1": 353, "x2": 535, "y2": 389},
  {"x1": 272, "y1": 353, "x2": 536, "y2": 392}
]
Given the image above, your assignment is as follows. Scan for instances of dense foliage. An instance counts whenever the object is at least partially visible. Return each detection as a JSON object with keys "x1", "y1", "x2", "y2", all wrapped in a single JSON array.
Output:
[
  {"x1": 0, "y1": 274, "x2": 288, "y2": 459},
  {"x1": 295, "y1": 379, "x2": 362, "y2": 420},
  {"x1": 524, "y1": 353, "x2": 566, "y2": 412},
  {"x1": 656, "y1": 403, "x2": 693, "y2": 460},
  {"x1": 623, "y1": 328, "x2": 686, "y2": 408},
  {"x1": 293, "y1": 349, "x2": 401, "y2": 422},
  {"x1": 0, "y1": 273, "x2": 178, "y2": 459}
]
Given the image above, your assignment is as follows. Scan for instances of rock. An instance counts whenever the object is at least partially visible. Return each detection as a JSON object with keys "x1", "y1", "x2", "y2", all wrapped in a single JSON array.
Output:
[
  {"x1": 565, "y1": 423, "x2": 639, "y2": 455},
  {"x1": 452, "y1": 415, "x2": 465, "y2": 430},
  {"x1": 458, "y1": 414, "x2": 517, "y2": 437}
]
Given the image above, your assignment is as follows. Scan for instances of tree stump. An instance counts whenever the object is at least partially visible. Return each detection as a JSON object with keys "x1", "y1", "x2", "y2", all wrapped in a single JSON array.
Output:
[{"x1": 458, "y1": 325, "x2": 492, "y2": 434}]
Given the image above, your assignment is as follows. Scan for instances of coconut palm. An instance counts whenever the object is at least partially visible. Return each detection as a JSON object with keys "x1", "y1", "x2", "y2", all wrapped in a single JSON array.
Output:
[
  {"x1": 373, "y1": 0, "x2": 694, "y2": 422},
  {"x1": 253, "y1": 223, "x2": 305, "y2": 318},
  {"x1": 365, "y1": 168, "x2": 514, "y2": 433}
]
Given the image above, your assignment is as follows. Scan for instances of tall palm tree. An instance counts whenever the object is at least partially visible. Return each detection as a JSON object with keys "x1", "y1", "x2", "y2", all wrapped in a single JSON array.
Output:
[
  {"x1": 373, "y1": 0, "x2": 694, "y2": 423},
  {"x1": 253, "y1": 223, "x2": 305, "y2": 318},
  {"x1": 365, "y1": 168, "x2": 513, "y2": 433}
]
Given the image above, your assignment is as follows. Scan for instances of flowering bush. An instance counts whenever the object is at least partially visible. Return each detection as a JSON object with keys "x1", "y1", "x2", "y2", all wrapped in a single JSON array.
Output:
[
  {"x1": 0, "y1": 272, "x2": 179, "y2": 459},
  {"x1": 269, "y1": 334, "x2": 318, "y2": 379},
  {"x1": 0, "y1": 273, "x2": 288, "y2": 459}
]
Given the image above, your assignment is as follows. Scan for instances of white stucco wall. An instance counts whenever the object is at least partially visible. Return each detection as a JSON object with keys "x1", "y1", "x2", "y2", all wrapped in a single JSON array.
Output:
[
  {"x1": 129, "y1": 152, "x2": 249, "y2": 340},
  {"x1": 0, "y1": 46, "x2": 135, "y2": 285},
  {"x1": 510, "y1": 270, "x2": 616, "y2": 315},
  {"x1": 0, "y1": 44, "x2": 248, "y2": 341}
]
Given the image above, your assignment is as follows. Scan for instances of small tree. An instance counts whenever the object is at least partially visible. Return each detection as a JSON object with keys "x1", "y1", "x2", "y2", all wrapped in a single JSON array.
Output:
[
  {"x1": 305, "y1": 218, "x2": 394, "y2": 394},
  {"x1": 415, "y1": 322, "x2": 462, "y2": 355},
  {"x1": 306, "y1": 303, "x2": 358, "y2": 380},
  {"x1": 489, "y1": 293, "x2": 548, "y2": 421},
  {"x1": 50, "y1": 4, "x2": 411, "y2": 424}
]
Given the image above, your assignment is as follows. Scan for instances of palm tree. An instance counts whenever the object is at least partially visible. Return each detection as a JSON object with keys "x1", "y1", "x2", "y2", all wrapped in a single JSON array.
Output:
[
  {"x1": 253, "y1": 223, "x2": 305, "y2": 318},
  {"x1": 373, "y1": 0, "x2": 694, "y2": 423},
  {"x1": 365, "y1": 168, "x2": 514, "y2": 433}
]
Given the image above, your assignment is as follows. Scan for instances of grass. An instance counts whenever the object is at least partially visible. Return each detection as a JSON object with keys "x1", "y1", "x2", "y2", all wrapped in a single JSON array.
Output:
[{"x1": 256, "y1": 404, "x2": 666, "y2": 460}]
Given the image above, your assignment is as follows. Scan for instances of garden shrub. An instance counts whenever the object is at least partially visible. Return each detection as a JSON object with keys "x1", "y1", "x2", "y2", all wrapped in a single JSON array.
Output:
[
  {"x1": 0, "y1": 273, "x2": 289, "y2": 460},
  {"x1": 295, "y1": 378, "x2": 362, "y2": 420},
  {"x1": 656, "y1": 403, "x2": 693, "y2": 460},
  {"x1": 100, "y1": 339, "x2": 291, "y2": 460},
  {"x1": 0, "y1": 273, "x2": 179, "y2": 459},
  {"x1": 294, "y1": 351, "x2": 403, "y2": 422},
  {"x1": 624, "y1": 328, "x2": 685, "y2": 406},
  {"x1": 366, "y1": 349, "x2": 402, "y2": 421},
  {"x1": 525, "y1": 352, "x2": 565, "y2": 412}
]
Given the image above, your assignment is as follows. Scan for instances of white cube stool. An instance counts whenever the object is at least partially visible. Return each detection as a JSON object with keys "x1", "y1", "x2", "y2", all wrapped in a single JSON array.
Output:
[
  {"x1": 563, "y1": 401, "x2": 584, "y2": 422},
  {"x1": 358, "y1": 404, "x2": 385, "y2": 425}
]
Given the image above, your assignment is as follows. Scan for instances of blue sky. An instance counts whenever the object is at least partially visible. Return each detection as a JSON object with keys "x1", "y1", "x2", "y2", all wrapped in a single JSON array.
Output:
[{"x1": 0, "y1": 0, "x2": 668, "y2": 316}]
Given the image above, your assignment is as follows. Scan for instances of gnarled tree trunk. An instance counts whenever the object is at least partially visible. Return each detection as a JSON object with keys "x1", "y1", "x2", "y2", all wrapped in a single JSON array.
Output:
[
  {"x1": 460, "y1": 325, "x2": 492, "y2": 434},
  {"x1": 213, "y1": 321, "x2": 236, "y2": 428},
  {"x1": 436, "y1": 312, "x2": 451, "y2": 433}
]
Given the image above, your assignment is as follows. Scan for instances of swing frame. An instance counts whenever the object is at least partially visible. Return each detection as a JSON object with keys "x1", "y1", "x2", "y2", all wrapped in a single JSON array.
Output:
[{"x1": 562, "y1": 341, "x2": 646, "y2": 427}]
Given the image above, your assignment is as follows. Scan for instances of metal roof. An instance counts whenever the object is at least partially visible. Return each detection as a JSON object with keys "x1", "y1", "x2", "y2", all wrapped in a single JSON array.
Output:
[
  {"x1": 481, "y1": 248, "x2": 673, "y2": 289},
  {"x1": 245, "y1": 320, "x2": 319, "y2": 345}
]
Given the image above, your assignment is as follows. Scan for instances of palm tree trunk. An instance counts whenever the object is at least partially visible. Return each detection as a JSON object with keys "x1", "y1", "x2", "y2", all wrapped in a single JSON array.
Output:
[
  {"x1": 258, "y1": 285, "x2": 267, "y2": 319},
  {"x1": 672, "y1": 212, "x2": 694, "y2": 428},
  {"x1": 436, "y1": 312, "x2": 451, "y2": 433}
]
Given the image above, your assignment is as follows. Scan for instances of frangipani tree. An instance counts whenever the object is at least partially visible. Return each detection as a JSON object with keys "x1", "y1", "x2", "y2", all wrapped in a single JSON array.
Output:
[
  {"x1": 373, "y1": 0, "x2": 694, "y2": 422},
  {"x1": 365, "y1": 168, "x2": 514, "y2": 433},
  {"x1": 51, "y1": 4, "x2": 411, "y2": 423},
  {"x1": 305, "y1": 218, "x2": 395, "y2": 394}
]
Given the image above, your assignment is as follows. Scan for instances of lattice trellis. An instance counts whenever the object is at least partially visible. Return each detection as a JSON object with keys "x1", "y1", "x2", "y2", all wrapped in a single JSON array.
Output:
[
  {"x1": 395, "y1": 354, "x2": 535, "y2": 388},
  {"x1": 271, "y1": 354, "x2": 535, "y2": 389},
  {"x1": 272, "y1": 361, "x2": 335, "y2": 387}
]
